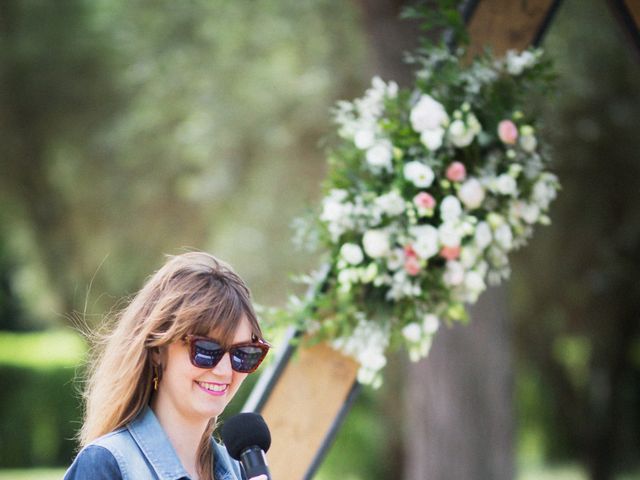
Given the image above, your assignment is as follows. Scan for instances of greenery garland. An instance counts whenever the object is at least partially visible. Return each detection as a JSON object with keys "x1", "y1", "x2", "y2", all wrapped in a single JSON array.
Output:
[{"x1": 277, "y1": 5, "x2": 559, "y2": 388}]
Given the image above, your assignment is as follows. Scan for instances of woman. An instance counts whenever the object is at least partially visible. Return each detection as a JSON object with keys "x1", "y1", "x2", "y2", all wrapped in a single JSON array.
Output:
[{"x1": 64, "y1": 252, "x2": 270, "y2": 480}]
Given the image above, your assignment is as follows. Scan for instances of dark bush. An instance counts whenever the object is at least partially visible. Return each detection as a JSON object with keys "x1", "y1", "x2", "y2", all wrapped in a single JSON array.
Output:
[{"x1": 0, "y1": 364, "x2": 83, "y2": 467}]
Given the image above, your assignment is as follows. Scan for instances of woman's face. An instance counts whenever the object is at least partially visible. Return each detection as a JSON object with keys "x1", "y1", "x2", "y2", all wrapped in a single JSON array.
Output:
[{"x1": 154, "y1": 316, "x2": 253, "y2": 424}]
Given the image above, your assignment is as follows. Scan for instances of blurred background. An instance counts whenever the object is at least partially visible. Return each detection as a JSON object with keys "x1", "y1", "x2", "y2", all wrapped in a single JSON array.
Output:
[{"x1": 0, "y1": 0, "x2": 638, "y2": 479}]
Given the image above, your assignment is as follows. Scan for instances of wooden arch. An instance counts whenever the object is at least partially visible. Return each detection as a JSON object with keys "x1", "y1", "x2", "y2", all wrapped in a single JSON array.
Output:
[{"x1": 243, "y1": 1, "x2": 640, "y2": 479}]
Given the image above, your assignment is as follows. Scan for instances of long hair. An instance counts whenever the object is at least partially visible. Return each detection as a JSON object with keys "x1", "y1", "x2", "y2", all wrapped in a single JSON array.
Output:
[{"x1": 79, "y1": 251, "x2": 262, "y2": 480}]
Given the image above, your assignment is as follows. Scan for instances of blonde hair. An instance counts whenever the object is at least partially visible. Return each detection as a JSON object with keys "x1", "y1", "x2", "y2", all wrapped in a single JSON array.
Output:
[{"x1": 79, "y1": 251, "x2": 262, "y2": 480}]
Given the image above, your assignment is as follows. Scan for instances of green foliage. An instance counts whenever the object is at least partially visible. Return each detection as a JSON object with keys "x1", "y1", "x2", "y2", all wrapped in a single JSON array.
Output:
[
  {"x1": 0, "y1": 0, "x2": 367, "y2": 325},
  {"x1": 0, "y1": 330, "x2": 85, "y2": 369},
  {"x1": 0, "y1": 330, "x2": 85, "y2": 467},
  {"x1": 400, "y1": 0, "x2": 469, "y2": 49}
]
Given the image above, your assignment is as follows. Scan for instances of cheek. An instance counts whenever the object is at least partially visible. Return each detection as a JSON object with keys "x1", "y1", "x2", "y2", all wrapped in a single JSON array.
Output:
[{"x1": 229, "y1": 372, "x2": 248, "y2": 395}]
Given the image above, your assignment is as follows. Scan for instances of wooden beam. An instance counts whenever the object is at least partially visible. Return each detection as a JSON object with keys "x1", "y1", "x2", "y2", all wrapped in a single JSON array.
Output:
[
  {"x1": 243, "y1": 329, "x2": 360, "y2": 479},
  {"x1": 607, "y1": 0, "x2": 640, "y2": 56},
  {"x1": 465, "y1": 0, "x2": 562, "y2": 56}
]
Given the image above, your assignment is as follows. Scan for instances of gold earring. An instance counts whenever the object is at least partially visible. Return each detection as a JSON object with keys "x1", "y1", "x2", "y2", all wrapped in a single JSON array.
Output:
[{"x1": 153, "y1": 365, "x2": 160, "y2": 391}]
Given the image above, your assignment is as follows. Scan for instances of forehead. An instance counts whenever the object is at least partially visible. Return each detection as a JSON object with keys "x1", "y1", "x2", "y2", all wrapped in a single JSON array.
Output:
[{"x1": 205, "y1": 315, "x2": 253, "y2": 345}]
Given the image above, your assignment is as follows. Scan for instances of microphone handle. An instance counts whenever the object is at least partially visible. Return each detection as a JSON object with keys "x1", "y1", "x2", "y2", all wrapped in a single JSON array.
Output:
[{"x1": 239, "y1": 446, "x2": 271, "y2": 480}]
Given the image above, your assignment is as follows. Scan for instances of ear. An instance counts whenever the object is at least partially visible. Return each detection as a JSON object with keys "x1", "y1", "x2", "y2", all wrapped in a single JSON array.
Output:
[{"x1": 151, "y1": 346, "x2": 162, "y2": 366}]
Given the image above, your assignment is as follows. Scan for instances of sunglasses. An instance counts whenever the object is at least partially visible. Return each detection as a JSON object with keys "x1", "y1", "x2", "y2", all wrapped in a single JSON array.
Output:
[{"x1": 184, "y1": 335, "x2": 270, "y2": 373}]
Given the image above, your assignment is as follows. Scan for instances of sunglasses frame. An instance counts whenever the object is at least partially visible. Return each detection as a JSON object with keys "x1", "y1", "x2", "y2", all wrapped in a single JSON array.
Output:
[{"x1": 184, "y1": 334, "x2": 270, "y2": 374}]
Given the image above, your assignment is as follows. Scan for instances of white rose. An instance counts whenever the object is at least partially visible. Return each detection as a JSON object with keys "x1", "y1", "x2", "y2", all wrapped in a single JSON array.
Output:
[
  {"x1": 420, "y1": 127, "x2": 445, "y2": 151},
  {"x1": 519, "y1": 134, "x2": 537, "y2": 152},
  {"x1": 533, "y1": 174, "x2": 558, "y2": 208},
  {"x1": 494, "y1": 224, "x2": 513, "y2": 250},
  {"x1": 410, "y1": 94, "x2": 449, "y2": 132},
  {"x1": 465, "y1": 270, "x2": 486, "y2": 293},
  {"x1": 386, "y1": 248, "x2": 405, "y2": 271},
  {"x1": 496, "y1": 174, "x2": 518, "y2": 196},
  {"x1": 521, "y1": 203, "x2": 540, "y2": 224},
  {"x1": 340, "y1": 243, "x2": 364, "y2": 265},
  {"x1": 362, "y1": 229, "x2": 391, "y2": 258},
  {"x1": 410, "y1": 224, "x2": 439, "y2": 259},
  {"x1": 440, "y1": 195, "x2": 462, "y2": 222},
  {"x1": 366, "y1": 141, "x2": 393, "y2": 171},
  {"x1": 402, "y1": 323, "x2": 422, "y2": 343},
  {"x1": 458, "y1": 178, "x2": 485, "y2": 209},
  {"x1": 375, "y1": 190, "x2": 405, "y2": 216},
  {"x1": 359, "y1": 349, "x2": 387, "y2": 371},
  {"x1": 354, "y1": 129, "x2": 376, "y2": 150},
  {"x1": 443, "y1": 261, "x2": 465, "y2": 286},
  {"x1": 422, "y1": 314, "x2": 440, "y2": 334},
  {"x1": 448, "y1": 119, "x2": 476, "y2": 147},
  {"x1": 460, "y1": 246, "x2": 480, "y2": 268},
  {"x1": 438, "y1": 222, "x2": 461, "y2": 248},
  {"x1": 404, "y1": 161, "x2": 435, "y2": 188},
  {"x1": 506, "y1": 50, "x2": 536, "y2": 75},
  {"x1": 474, "y1": 221, "x2": 492, "y2": 250}
]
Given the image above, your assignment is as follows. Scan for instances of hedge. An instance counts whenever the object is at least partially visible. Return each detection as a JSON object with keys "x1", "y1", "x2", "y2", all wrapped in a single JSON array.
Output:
[{"x1": 0, "y1": 331, "x2": 85, "y2": 468}]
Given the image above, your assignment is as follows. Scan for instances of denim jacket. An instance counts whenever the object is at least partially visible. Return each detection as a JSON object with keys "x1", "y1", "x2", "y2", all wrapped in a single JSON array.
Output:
[{"x1": 64, "y1": 406, "x2": 245, "y2": 480}]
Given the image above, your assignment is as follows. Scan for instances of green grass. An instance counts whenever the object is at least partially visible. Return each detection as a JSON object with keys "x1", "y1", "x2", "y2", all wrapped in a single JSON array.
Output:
[
  {"x1": 2, "y1": 465, "x2": 640, "y2": 480},
  {"x1": 0, "y1": 469, "x2": 65, "y2": 480},
  {"x1": 0, "y1": 330, "x2": 85, "y2": 369}
]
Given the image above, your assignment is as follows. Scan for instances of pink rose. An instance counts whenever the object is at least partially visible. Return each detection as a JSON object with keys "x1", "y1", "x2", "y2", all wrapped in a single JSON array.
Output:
[
  {"x1": 404, "y1": 244, "x2": 418, "y2": 258},
  {"x1": 413, "y1": 192, "x2": 436, "y2": 210},
  {"x1": 498, "y1": 120, "x2": 518, "y2": 144},
  {"x1": 446, "y1": 161, "x2": 467, "y2": 182},
  {"x1": 440, "y1": 245, "x2": 461, "y2": 261},
  {"x1": 404, "y1": 256, "x2": 421, "y2": 276}
]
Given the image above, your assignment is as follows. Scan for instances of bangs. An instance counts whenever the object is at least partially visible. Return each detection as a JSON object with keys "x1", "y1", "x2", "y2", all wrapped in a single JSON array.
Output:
[{"x1": 175, "y1": 272, "x2": 260, "y2": 346}]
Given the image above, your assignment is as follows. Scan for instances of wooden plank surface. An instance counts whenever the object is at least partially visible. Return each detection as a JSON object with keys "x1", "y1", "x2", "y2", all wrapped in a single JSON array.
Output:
[
  {"x1": 466, "y1": 0, "x2": 558, "y2": 56},
  {"x1": 259, "y1": 341, "x2": 359, "y2": 480},
  {"x1": 624, "y1": 0, "x2": 640, "y2": 27}
]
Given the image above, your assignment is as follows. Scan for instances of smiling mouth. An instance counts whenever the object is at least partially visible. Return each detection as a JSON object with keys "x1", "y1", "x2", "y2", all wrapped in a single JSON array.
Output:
[{"x1": 196, "y1": 381, "x2": 228, "y2": 396}]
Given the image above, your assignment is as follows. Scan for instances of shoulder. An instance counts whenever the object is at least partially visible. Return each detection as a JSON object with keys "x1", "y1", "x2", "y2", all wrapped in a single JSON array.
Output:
[
  {"x1": 64, "y1": 445, "x2": 123, "y2": 480},
  {"x1": 213, "y1": 439, "x2": 245, "y2": 480}
]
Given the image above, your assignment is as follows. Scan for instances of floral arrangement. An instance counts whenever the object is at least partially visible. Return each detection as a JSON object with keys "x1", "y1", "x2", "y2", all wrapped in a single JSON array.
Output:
[{"x1": 283, "y1": 21, "x2": 558, "y2": 387}]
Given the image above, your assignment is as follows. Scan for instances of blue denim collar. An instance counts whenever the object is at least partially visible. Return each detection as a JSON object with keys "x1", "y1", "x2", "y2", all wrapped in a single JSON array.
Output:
[
  {"x1": 126, "y1": 406, "x2": 241, "y2": 480},
  {"x1": 127, "y1": 406, "x2": 190, "y2": 480}
]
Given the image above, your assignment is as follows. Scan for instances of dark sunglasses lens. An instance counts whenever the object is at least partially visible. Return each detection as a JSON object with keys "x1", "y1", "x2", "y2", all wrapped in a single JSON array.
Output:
[
  {"x1": 230, "y1": 346, "x2": 266, "y2": 373},
  {"x1": 192, "y1": 339, "x2": 225, "y2": 368}
]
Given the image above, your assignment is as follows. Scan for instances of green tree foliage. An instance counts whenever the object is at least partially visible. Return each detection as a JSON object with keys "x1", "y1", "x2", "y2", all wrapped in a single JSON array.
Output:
[{"x1": 0, "y1": 0, "x2": 366, "y2": 325}]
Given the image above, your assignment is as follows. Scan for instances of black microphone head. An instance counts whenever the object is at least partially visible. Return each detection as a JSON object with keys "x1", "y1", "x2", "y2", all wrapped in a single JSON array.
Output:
[{"x1": 221, "y1": 412, "x2": 271, "y2": 461}]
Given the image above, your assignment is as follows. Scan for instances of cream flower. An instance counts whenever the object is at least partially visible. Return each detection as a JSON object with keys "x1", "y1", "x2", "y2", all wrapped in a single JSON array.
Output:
[
  {"x1": 402, "y1": 323, "x2": 423, "y2": 343},
  {"x1": 474, "y1": 221, "x2": 492, "y2": 250},
  {"x1": 375, "y1": 190, "x2": 406, "y2": 216},
  {"x1": 362, "y1": 229, "x2": 391, "y2": 258},
  {"x1": 440, "y1": 195, "x2": 462, "y2": 222},
  {"x1": 366, "y1": 140, "x2": 393, "y2": 171},
  {"x1": 410, "y1": 224, "x2": 439, "y2": 259},
  {"x1": 422, "y1": 314, "x2": 440, "y2": 334},
  {"x1": 404, "y1": 161, "x2": 435, "y2": 188},
  {"x1": 340, "y1": 243, "x2": 364, "y2": 265},
  {"x1": 410, "y1": 94, "x2": 449, "y2": 132},
  {"x1": 458, "y1": 178, "x2": 485, "y2": 209},
  {"x1": 420, "y1": 128, "x2": 445, "y2": 151},
  {"x1": 438, "y1": 222, "x2": 462, "y2": 248}
]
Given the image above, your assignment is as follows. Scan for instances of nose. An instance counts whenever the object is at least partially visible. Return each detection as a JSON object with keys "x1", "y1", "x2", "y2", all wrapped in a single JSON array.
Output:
[{"x1": 212, "y1": 352, "x2": 233, "y2": 377}]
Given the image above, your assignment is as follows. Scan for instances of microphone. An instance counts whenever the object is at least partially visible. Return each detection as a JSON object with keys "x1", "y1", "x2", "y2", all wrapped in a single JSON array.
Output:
[{"x1": 221, "y1": 412, "x2": 272, "y2": 480}]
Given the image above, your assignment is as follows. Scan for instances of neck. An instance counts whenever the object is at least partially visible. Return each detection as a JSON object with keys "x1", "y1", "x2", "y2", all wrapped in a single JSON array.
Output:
[{"x1": 151, "y1": 396, "x2": 211, "y2": 479}]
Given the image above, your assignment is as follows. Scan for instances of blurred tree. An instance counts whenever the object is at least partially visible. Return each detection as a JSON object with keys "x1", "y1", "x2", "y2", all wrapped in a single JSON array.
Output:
[
  {"x1": 0, "y1": 0, "x2": 366, "y2": 325},
  {"x1": 0, "y1": 0, "x2": 124, "y2": 316},
  {"x1": 0, "y1": 228, "x2": 24, "y2": 331},
  {"x1": 512, "y1": 0, "x2": 640, "y2": 478}
]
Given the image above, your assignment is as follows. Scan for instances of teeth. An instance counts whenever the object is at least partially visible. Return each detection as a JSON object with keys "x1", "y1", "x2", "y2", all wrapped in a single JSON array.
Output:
[{"x1": 198, "y1": 381, "x2": 227, "y2": 392}]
